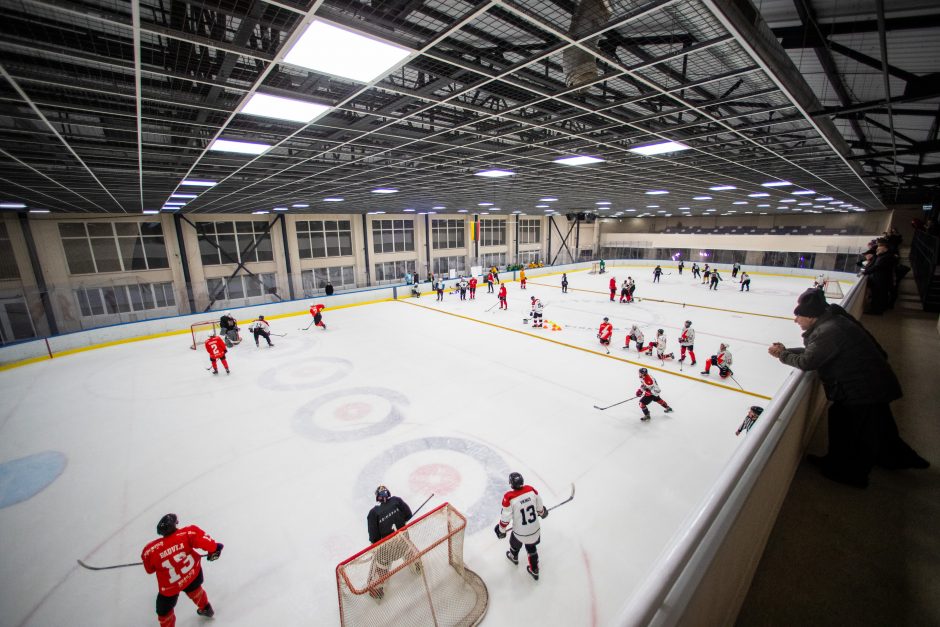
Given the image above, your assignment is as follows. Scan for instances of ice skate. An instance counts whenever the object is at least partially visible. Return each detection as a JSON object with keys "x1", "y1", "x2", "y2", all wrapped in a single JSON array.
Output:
[
  {"x1": 506, "y1": 550, "x2": 518, "y2": 565},
  {"x1": 197, "y1": 603, "x2": 214, "y2": 617}
]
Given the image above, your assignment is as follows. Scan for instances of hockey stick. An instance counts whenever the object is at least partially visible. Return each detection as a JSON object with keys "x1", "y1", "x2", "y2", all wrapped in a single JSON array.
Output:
[
  {"x1": 299, "y1": 320, "x2": 315, "y2": 331},
  {"x1": 593, "y1": 398, "x2": 631, "y2": 410},
  {"x1": 503, "y1": 484, "x2": 575, "y2": 533},
  {"x1": 77, "y1": 559, "x2": 142, "y2": 571},
  {"x1": 485, "y1": 301, "x2": 499, "y2": 312},
  {"x1": 727, "y1": 372, "x2": 745, "y2": 391},
  {"x1": 269, "y1": 332, "x2": 287, "y2": 337},
  {"x1": 412, "y1": 493, "x2": 435, "y2": 517}
]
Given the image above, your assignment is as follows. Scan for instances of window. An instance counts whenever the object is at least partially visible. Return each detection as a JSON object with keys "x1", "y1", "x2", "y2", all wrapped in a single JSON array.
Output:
[
  {"x1": 374, "y1": 260, "x2": 417, "y2": 284},
  {"x1": 296, "y1": 220, "x2": 353, "y2": 259},
  {"x1": 517, "y1": 250, "x2": 540, "y2": 265},
  {"x1": 481, "y1": 252, "x2": 506, "y2": 268},
  {"x1": 518, "y1": 219, "x2": 541, "y2": 244},
  {"x1": 197, "y1": 221, "x2": 275, "y2": 265},
  {"x1": 0, "y1": 222, "x2": 19, "y2": 279},
  {"x1": 372, "y1": 219, "x2": 414, "y2": 253},
  {"x1": 431, "y1": 219, "x2": 464, "y2": 249},
  {"x1": 206, "y1": 273, "x2": 277, "y2": 304},
  {"x1": 432, "y1": 255, "x2": 466, "y2": 275},
  {"x1": 301, "y1": 266, "x2": 356, "y2": 295},
  {"x1": 59, "y1": 221, "x2": 169, "y2": 274},
  {"x1": 761, "y1": 251, "x2": 816, "y2": 269},
  {"x1": 479, "y1": 219, "x2": 506, "y2": 246},
  {"x1": 75, "y1": 282, "x2": 176, "y2": 317}
]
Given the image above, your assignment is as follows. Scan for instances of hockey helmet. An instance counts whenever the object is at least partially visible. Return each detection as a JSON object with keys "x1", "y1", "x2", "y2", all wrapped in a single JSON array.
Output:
[
  {"x1": 509, "y1": 472, "x2": 524, "y2": 490},
  {"x1": 684, "y1": 320, "x2": 692, "y2": 327},
  {"x1": 720, "y1": 342, "x2": 729, "y2": 349},
  {"x1": 750, "y1": 406, "x2": 764, "y2": 416},
  {"x1": 638, "y1": 367, "x2": 648, "y2": 376},
  {"x1": 657, "y1": 328, "x2": 664, "y2": 334},
  {"x1": 603, "y1": 317, "x2": 609, "y2": 322},
  {"x1": 375, "y1": 485, "x2": 391, "y2": 502},
  {"x1": 157, "y1": 513, "x2": 178, "y2": 537}
]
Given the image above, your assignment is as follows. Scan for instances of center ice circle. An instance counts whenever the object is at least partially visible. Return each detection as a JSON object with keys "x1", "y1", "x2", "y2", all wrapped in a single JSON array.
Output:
[
  {"x1": 334, "y1": 401, "x2": 372, "y2": 422},
  {"x1": 409, "y1": 463, "x2": 461, "y2": 494}
]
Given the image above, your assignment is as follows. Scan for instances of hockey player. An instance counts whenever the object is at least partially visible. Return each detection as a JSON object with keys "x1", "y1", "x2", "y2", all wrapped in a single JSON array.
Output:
[
  {"x1": 529, "y1": 296, "x2": 544, "y2": 328},
  {"x1": 468, "y1": 276, "x2": 477, "y2": 299},
  {"x1": 141, "y1": 514, "x2": 223, "y2": 626},
  {"x1": 678, "y1": 320, "x2": 696, "y2": 365},
  {"x1": 248, "y1": 315, "x2": 273, "y2": 347},
  {"x1": 813, "y1": 273, "x2": 826, "y2": 290},
  {"x1": 619, "y1": 279, "x2": 630, "y2": 303},
  {"x1": 624, "y1": 324, "x2": 645, "y2": 352},
  {"x1": 494, "y1": 472, "x2": 546, "y2": 581},
  {"x1": 309, "y1": 303, "x2": 327, "y2": 330},
  {"x1": 739, "y1": 272, "x2": 751, "y2": 292},
  {"x1": 645, "y1": 328, "x2": 675, "y2": 360},
  {"x1": 691, "y1": 262, "x2": 700, "y2": 279},
  {"x1": 486, "y1": 271, "x2": 495, "y2": 293},
  {"x1": 701, "y1": 267, "x2": 711, "y2": 285},
  {"x1": 519, "y1": 269, "x2": 527, "y2": 289},
  {"x1": 411, "y1": 282, "x2": 421, "y2": 298},
  {"x1": 678, "y1": 259, "x2": 685, "y2": 275},
  {"x1": 636, "y1": 367, "x2": 673, "y2": 421},
  {"x1": 732, "y1": 261, "x2": 741, "y2": 278},
  {"x1": 496, "y1": 282, "x2": 507, "y2": 310},
  {"x1": 436, "y1": 278, "x2": 445, "y2": 301},
  {"x1": 598, "y1": 317, "x2": 613, "y2": 352},
  {"x1": 709, "y1": 269, "x2": 723, "y2": 290},
  {"x1": 204, "y1": 333, "x2": 229, "y2": 374},
  {"x1": 626, "y1": 276, "x2": 636, "y2": 302},
  {"x1": 219, "y1": 312, "x2": 240, "y2": 347},
  {"x1": 609, "y1": 276, "x2": 617, "y2": 301},
  {"x1": 653, "y1": 265, "x2": 663, "y2": 283},
  {"x1": 366, "y1": 486, "x2": 417, "y2": 600},
  {"x1": 458, "y1": 276, "x2": 469, "y2": 301},
  {"x1": 736, "y1": 406, "x2": 763, "y2": 436},
  {"x1": 701, "y1": 342, "x2": 733, "y2": 378},
  {"x1": 561, "y1": 273, "x2": 568, "y2": 293}
]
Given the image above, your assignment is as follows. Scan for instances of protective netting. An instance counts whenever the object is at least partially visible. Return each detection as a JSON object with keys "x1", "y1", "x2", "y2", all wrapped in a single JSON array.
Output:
[
  {"x1": 189, "y1": 320, "x2": 218, "y2": 349},
  {"x1": 823, "y1": 280, "x2": 844, "y2": 300},
  {"x1": 336, "y1": 503, "x2": 488, "y2": 627}
]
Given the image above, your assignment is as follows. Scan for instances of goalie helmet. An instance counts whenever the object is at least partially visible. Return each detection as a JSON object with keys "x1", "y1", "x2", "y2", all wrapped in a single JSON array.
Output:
[
  {"x1": 157, "y1": 513, "x2": 178, "y2": 537},
  {"x1": 375, "y1": 485, "x2": 391, "y2": 502},
  {"x1": 638, "y1": 367, "x2": 648, "y2": 376},
  {"x1": 509, "y1": 472, "x2": 524, "y2": 490}
]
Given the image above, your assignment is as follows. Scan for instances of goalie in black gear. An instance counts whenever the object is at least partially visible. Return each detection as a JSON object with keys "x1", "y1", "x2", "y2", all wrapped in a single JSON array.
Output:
[
  {"x1": 219, "y1": 313, "x2": 240, "y2": 347},
  {"x1": 366, "y1": 486, "x2": 419, "y2": 599},
  {"x1": 494, "y1": 472, "x2": 547, "y2": 581}
]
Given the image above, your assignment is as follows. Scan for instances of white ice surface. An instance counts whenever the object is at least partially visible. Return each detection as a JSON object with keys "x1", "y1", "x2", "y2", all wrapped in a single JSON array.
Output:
[{"x1": 0, "y1": 266, "x2": 848, "y2": 626}]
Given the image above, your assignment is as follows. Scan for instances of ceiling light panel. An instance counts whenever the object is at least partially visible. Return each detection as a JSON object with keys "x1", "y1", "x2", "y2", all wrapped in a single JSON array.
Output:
[
  {"x1": 554, "y1": 155, "x2": 605, "y2": 165},
  {"x1": 209, "y1": 139, "x2": 270, "y2": 155},
  {"x1": 627, "y1": 141, "x2": 691, "y2": 156},
  {"x1": 241, "y1": 93, "x2": 331, "y2": 123}
]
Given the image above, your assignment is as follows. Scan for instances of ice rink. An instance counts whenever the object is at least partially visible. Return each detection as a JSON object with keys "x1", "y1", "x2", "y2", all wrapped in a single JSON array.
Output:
[{"x1": 0, "y1": 265, "x2": 850, "y2": 626}]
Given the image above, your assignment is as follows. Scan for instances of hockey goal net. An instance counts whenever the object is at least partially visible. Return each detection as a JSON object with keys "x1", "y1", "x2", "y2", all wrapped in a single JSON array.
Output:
[
  {"x1": 822, "y1": 280, "x2": 844, "y2": 300},
  {"x1": 189, "y1": 320, "x2": 218, "y2": 350},
  {"x1": 589, "y1": 261, "x2": 601, "y2": 274},
  {"x1": 336, "y1": 502, "x2": 488, "y2": 627}
]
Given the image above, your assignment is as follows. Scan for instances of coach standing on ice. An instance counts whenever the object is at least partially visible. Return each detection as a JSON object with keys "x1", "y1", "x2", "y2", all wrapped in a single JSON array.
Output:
[{"x1": 768, "y1": 289, "x2": 928, "y2": 488}]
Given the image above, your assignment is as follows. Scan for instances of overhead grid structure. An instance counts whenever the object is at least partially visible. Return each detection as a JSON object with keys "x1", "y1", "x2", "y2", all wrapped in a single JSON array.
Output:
[{"x1": 0, "y1": 0, "x2": 935, "y2": 215}]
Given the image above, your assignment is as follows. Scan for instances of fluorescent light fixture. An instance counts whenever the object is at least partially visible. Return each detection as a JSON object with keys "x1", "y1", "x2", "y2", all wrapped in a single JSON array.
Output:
[
  {"x1": 29, "y1": 209, "x2": 50, "y2": 213},
  {"x1": 142, "y1": 210, "x2": 159, "y2": 214},
  {"x1": 432, "y1": 206, "x2": 446, "y2": 210},
  {"x1": 678, "y1": 207, "x2": 690, "y2": 210},
  {"x1": 241, "y1": 92, "x2": 330, "y2": 124},
  {"x1": 170, "y1": 193, "x2": 198, "y2": 199},
  {"x1": 0, "y1": 202, "x2": 26, "y2": 208},
  {"x1": 798, "y1": 202, "x2": 812, "y2": 206},
  {"x1": 375, "y1": 211, "x2": 386, "y2": 214},
  {"x1": 284, "y1": 19, "x2": 411, "y2": 83},
  {"x1": 209, "y1": 139, "x2": 270, "y2": 155},
  {"x1": 627, "y1": 140, "x2": 691, "y2": 156},
  {"x1": 657, "y1": 210, "x2": 667, "y2": 213},
  {"x1": 371, "y1": 188, "x2": 398, "y2": 194},
  {"x1": 323, "y1": 197, "x2": 344, "y2": 202},
  {"x1": 757, "y1": 204, "x2": 770, "y2": 208},
  {"x1": 478, "y1": 202, "x2": 493, "y2": 206},
  {"x1": 709, "y1": 185, "x2": 736, "y2": 191},
  {"x1": 163, "y1": 202, "x2": 186, "y2": 206},
  {"x1": 625, "y1": 209, "x2": 636, "y2": 212},
  {"x1": 693, "y1": 195, "x2": 712, "y2": 201},
  {"x1": 761, "y1": 180, "x2": 792, "y2": 187},
  {"x1": 645, "y1": 190, "x2": 669, "y2": 195},
  {"x1": 733, "y1": 201, "x2": 748, "y2": 205},
  {"x1": 474, "y1": 169, "x2": 514, "y2": 178},
  {"x1": 829, "y1": 201, "x2": 842, "y2": 205},
  {"x1": 292, "y1": 203, "x2": 309, "y2": 208},
  {"x1": 816, "y1": 196, "x2": 833, "y2": 201},
  {"x1": 539, "y1": 197, "x2": 558, "y2": 202},
  {"x1": 273, "y1": 207, "x2": 289, "y2": 211},
  {"x1": 490, "y1": 208, "x2": 502, "y2": 211},
  {"x1": 791, "y1": 190, "x2": 815, "y2": 195},
  {"x1": 252, "y1": 210, "x2": 270, "y2": 214},
  {"x1": 780, "y1": 199, "x2": 796, "y2": 203},
  {"x1": 535, "y1": 204, "x2": 549, "y2": 208},
  {"x1": 553, "y1": 155, "x2": 605, "y2": 166},
  {"x1": 646, "y1": 205, "x2": 660, "y2": 209},
  {"x1": 403, "y1": 209, "x2": 416, "y2": 212},
  {"x1": 457, "y1": 209, "x2": 468, "y2": 213},
  {"x1": 181, "y1": 179, "x2": 217, "y2": 187},
  {"x1": 479, "y1": 212, "x2": 489, "y2": 215},
  {"x1": 512, "y1": 210, "x2": 522, "y2": 214},
  {"x1": 748, "y1": 192, "x2": 770, "y2": 198},
  {"x1": 596, "y1": 201, "x2": 611, "y2": 205}
]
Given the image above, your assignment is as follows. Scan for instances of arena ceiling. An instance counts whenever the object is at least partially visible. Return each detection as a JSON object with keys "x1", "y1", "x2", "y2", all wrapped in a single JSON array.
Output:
[{"x1": 0, "y1": 0, "x2": 936, "y2": 217}]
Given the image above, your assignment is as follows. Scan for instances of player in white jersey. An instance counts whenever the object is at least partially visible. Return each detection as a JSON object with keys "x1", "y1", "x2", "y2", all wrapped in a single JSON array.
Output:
[
  {"x1": 494, "y1": 472, "x2": 547, "y2": 580},
  {"x1": 701, "y1": 342, "x2": 733, "y2": 377},
  {"x1": 624, "y1": 324, "x2": 645, "y2": 351},
  {"x1": 645, "y1": 328, "x2": 675, "y2": 360},
  {"x1": 529, "y1": 296, "x2": 544, "y2": 328},
  {"x1": 677, "y1": 320, "x2": 696, "y2": 365}
]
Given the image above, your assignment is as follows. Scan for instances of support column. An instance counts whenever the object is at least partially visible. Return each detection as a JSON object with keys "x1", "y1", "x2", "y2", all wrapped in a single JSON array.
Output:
[
  {"x1": 361, "y1": 213, "x2": 372, "y2": 287},
  {"x1": 17, "y1": 212, "x2": 58, "y2": 335},
  {"x1": 278, "y1": 214, "x2": 295, "y2": 299},
  {"x1": 173, "y1": 212, "x2": 197, "y2": 313}
]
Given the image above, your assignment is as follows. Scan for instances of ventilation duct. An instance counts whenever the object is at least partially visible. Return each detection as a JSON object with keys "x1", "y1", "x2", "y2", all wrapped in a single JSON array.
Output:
[{"x1": 562, "y1": 0, "x2": 611, "y2": 88}]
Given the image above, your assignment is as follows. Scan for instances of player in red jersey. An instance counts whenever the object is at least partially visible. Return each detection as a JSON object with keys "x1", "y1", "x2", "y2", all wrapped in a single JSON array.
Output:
[
  {"x1": 498, "y1": 283, "x2": 508, "y2": 310},
  {"x1": 598, "y1": 317, "x2": 613, "y2": 353},
  {"x1": 609, "y1": 276, "x2": 617, "y2": 301},
  {"x1": 141, "y1": 514, "x2": 223, "y2": 627},
  {"x1": 636, "y1": 367, "x2": 673, "y2": 421},
  {"x1": 468, "y1": 277, "x2": 477, "y2": 299},
  {"x1": 204, "y1": 333, "x2": 229, "y2": 374},
  {"x1": 309, "y1": 303, "x2": 327, "y2": 330},
  {"x1": 494, "y1": 472, "x2": 546, "y2": 581}
]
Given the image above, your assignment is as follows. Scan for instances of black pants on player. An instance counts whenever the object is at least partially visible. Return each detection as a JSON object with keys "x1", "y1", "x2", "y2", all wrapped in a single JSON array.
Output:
[
  {"x1": 156, "y1": 570, "x2": 205, "y2": 616},
  {"x1": 509, "y1": 533, "x2": 540, "y2": 571},
  {"x1": 253, "y1": 328, "x2": 272, "y2": 346}
]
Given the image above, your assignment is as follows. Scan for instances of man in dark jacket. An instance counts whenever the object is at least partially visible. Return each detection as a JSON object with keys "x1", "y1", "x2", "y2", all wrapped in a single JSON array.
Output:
[
  {"x1": 768, "y1": 289, "x2": 928, "y2": 487},
  {"x1": 862, "y1": 238, "x2": 897, "y2": 314}
]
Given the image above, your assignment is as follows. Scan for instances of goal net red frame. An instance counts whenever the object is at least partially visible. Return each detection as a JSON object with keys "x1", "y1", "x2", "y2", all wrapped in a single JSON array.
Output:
[
  {"x1": 335, "y1": 502, "x2": 488, "y2": 627},
  {"x1": 189, "y1": 320, "x2": 218, "y2": 350}
]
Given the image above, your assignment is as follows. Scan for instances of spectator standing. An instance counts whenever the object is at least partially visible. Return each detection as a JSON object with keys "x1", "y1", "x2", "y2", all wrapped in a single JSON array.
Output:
[
  {"x1": 325, "y1": 281, "x2": 334, "y2": 296},
  {"x1": 862, "y1": 238, "x2": 897, "y2": 315}
]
